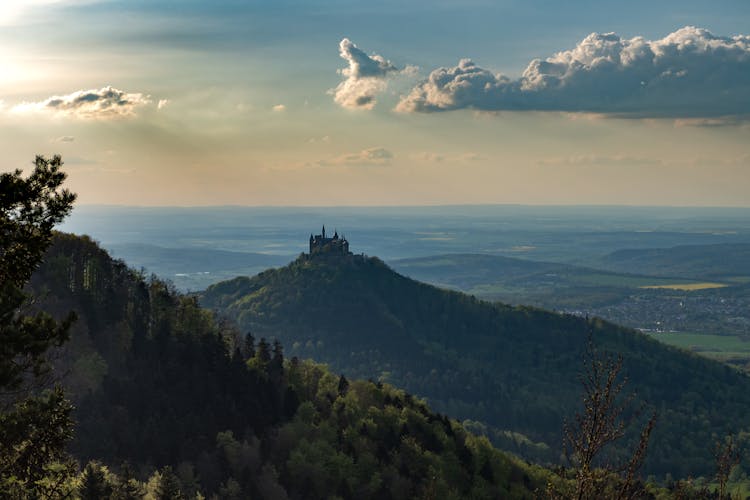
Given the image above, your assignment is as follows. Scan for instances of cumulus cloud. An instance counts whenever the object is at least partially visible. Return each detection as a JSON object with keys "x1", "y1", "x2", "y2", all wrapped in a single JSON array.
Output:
[
  {"x1": 319, "y1": 147, "x2": 394, "y2": 166},
  {"x1": 272, "y1": 104, "x2": 286, "y2": 112},
  {"x1": 397, "y1": 27, "x2": 750, "y2": 117},
  {"x1": 12, "y1": 86, "x2": 152, "y2": 119},
  {"x1": 332, "y1": 38, "x2": 412, "y2": 110}
]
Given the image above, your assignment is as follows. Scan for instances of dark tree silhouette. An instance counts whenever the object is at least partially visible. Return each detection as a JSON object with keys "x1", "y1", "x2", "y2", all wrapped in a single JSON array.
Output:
[
  {"x1": 564, "y1": 336, "x2": 656, "y2": 500},
  {"x1": 156, "y1": 466, "x2": 184, "y2": 500},
  {"x1": 80, "y1": 461, "x2": 113, "y2": 499},
  {"x1": 0, "y1": 155, "x2": 77, "y2": 496},
  {"x1": 714, "y1": 435, "x2": 741, "y2": 499}
]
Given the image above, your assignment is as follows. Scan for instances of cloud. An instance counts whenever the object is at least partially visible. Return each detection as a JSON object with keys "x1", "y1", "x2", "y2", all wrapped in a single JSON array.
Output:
[
  {"x1": 538, "y1": 154, "x2": 663, "y2": 167},
  {"x1": 12, "y1": 86, "x2": 152, "y2": 119},
  {"x1": 460, "y1": 152, "x2": 485, "y2": 162},
  {"x1": 410, "y1": 152, "x2": 445, "y2": 163},
  {"x1": 409, "y1": 151, "x2": 486, "y2": 163},
  {"x1": 673, "y1": 117, "x2": 747, "y2": 128},
  {"x1": 52, "y1": 135, "x2": 75, "y2": 143},
  {"x1": 157, "y1": 99, "x2": 170, "y2": 109},
  {"x1": 397, "y1": 27, "x2": 750, "y2": 118},
  {"x1": 272, "y1": 104, "x2": 286, "y2": 112},
  {"x1": 318, "y1": 147, "x2": 394, "y2": 166},
  {"x1": 332, "y1": 38, "x2": 412, "y2": 110},
  {"x1": 308, "y1": 135, "x2": 331, "y2": 144}
]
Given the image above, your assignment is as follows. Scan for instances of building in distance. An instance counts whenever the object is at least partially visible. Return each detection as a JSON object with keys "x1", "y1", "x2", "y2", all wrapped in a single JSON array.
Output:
[{"x1": 309, "y1": 226, "x2": 351, "y2": 256}]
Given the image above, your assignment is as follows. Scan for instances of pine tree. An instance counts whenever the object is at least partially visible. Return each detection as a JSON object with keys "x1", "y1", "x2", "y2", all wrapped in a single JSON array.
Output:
[
  {"x1": 156, "y1": 466, "x2": 184, "y2": 500},
  {"x1": 113, "y1": 462, "x2": 145, "y2": 500},
  {"x1": 242, "y1": 331, "x2": 256, "y2": 360},
  {"x1": 0, "y1": 155, "x2": 77, "y2": 495},
  {"x1": 80, "y1": 461, "x2": 113, "y2": 500},
  {"x1": 257, "y1": 337, "x2": 271, "y2": 364}
]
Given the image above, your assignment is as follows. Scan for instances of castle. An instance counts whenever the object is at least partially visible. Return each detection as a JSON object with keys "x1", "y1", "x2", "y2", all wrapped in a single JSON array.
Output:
[{"x1": 309, "y1": 226, "x2": 350, "y2": 256}]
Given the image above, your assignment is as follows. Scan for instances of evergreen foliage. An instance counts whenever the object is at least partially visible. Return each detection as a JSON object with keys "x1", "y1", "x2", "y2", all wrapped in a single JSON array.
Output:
[
  {"x1": 112, "y1": 462, "x2": 145, "y2": 500},
  {"x1": 155, "y1": 466, "x2": 184, "y2": 500},
  {"x1": 79, "y1": 461, "x2": 113, "y2": 499}
]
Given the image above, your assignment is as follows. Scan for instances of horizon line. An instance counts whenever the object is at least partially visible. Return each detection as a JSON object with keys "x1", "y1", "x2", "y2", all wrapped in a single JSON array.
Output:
[{"x1": 72, "y1": 202, "x2": 750, "y2": 210}]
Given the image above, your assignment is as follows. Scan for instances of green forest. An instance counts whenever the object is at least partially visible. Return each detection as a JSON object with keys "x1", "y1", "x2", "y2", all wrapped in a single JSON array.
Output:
[
  {"x1": 201, "y1": 251, "x2": 750, "y2": 480},
  {"x1": 2, "y1": 158, "x2": 748, "y2": 498}
]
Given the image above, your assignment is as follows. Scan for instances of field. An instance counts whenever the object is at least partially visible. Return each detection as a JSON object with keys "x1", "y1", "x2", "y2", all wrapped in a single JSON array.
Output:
[
  {"x1": 641, "y1": 282, "x2": 728, "y2": 291},
  {"x1": 649, "y1": 332, "x2": 750, "y2": 369}
]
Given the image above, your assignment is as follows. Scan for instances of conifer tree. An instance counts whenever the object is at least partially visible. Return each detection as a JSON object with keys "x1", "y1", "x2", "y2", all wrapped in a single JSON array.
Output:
[
  {"x1": 242, "y1": 331, "x2": 256, "y2": 360},
  {"x1": 113, "y1": 462, "x2": 145, "y2": 500},
  {"x1": 80, "y1": 461, "x2": 113, "y2": 500},
  {"x1": 0, "y1": 155, "x2": 77, "y2": 495},
  {"x1": 156, "y1": 466, "x2": 184, "y2": 500},
  {"x1": 257, "y1": 337, "x2": 271, "y2": 364}
]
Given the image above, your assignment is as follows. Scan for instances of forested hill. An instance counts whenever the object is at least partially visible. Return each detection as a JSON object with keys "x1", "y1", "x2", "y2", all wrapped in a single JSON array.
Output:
[
  {"x1": 28, "y1": 233, "x2": 555, "y2": 498},
  {"x1": 596, "y1": 243, "x2": 750, "y2": 280},
  {"x1": 202, "y1": 251, "x2": 750, "y2": 479}
]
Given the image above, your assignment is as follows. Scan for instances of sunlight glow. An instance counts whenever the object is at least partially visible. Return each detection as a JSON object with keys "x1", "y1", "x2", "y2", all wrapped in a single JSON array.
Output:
[{"x1": 0, "y1": 0, "x2": 80, "y2": 26}]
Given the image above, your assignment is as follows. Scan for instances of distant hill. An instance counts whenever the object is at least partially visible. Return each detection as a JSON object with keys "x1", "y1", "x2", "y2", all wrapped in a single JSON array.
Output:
[
  {"x1": 388, "y1": 253, "x2": 683, "y2": 303},
  {"x1": 389, "y1": 253, "x2": 702, "y2": 308},
  {"x1": 390, "y1": 253, "x2": 570, "y2": 291},
  {"x1": 106, "y1": 242, "x2": 290, "y2": 291},
  {"x1": 597, "y1": 243, "x2": 750, "y2": 280},
  {"x1": 390, "y1": 253, "x2": 750, "y2": 338},
  {"x1": 202, "y1": 252, "x2": 750, "y2": 478}
]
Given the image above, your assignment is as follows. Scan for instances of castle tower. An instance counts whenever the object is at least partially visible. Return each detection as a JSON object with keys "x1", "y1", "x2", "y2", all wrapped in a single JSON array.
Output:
[{"x1": 308, "y1": 226, "x2": 351, "y2": 256}]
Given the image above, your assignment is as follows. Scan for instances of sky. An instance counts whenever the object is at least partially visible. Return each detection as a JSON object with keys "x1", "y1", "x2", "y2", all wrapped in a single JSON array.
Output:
[{"x1": 1, "y1": 0, "x2": 749, "y2": 206}]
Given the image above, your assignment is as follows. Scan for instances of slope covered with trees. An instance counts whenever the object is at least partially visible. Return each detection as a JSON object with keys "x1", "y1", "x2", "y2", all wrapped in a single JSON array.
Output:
[
  {"x1": 201, "y1": 252, "x2": 750, "y2": 479},
  {"x1": 21, "y1": 232, "x2": 560, "y2": 498},
  {"x1": 597, "y1": 243, "x2": 750, "y2": 280}
]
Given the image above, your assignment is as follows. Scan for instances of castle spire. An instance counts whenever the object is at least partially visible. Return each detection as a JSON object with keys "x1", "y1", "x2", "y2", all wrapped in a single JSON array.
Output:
[{"x1": 322, "y1": 225, "x2": 326, "y2": 238}]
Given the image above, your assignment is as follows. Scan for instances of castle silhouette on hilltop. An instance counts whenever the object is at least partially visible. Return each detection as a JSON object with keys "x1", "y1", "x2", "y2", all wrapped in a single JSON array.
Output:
[{"x1": 309, "y1": 226, "x2": 350, "y2": 255}]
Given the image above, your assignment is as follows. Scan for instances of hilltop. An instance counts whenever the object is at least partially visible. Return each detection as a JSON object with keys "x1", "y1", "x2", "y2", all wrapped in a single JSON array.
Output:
[{"x1": 202, "y1": 250, "x2": 750, "y2": 478}]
